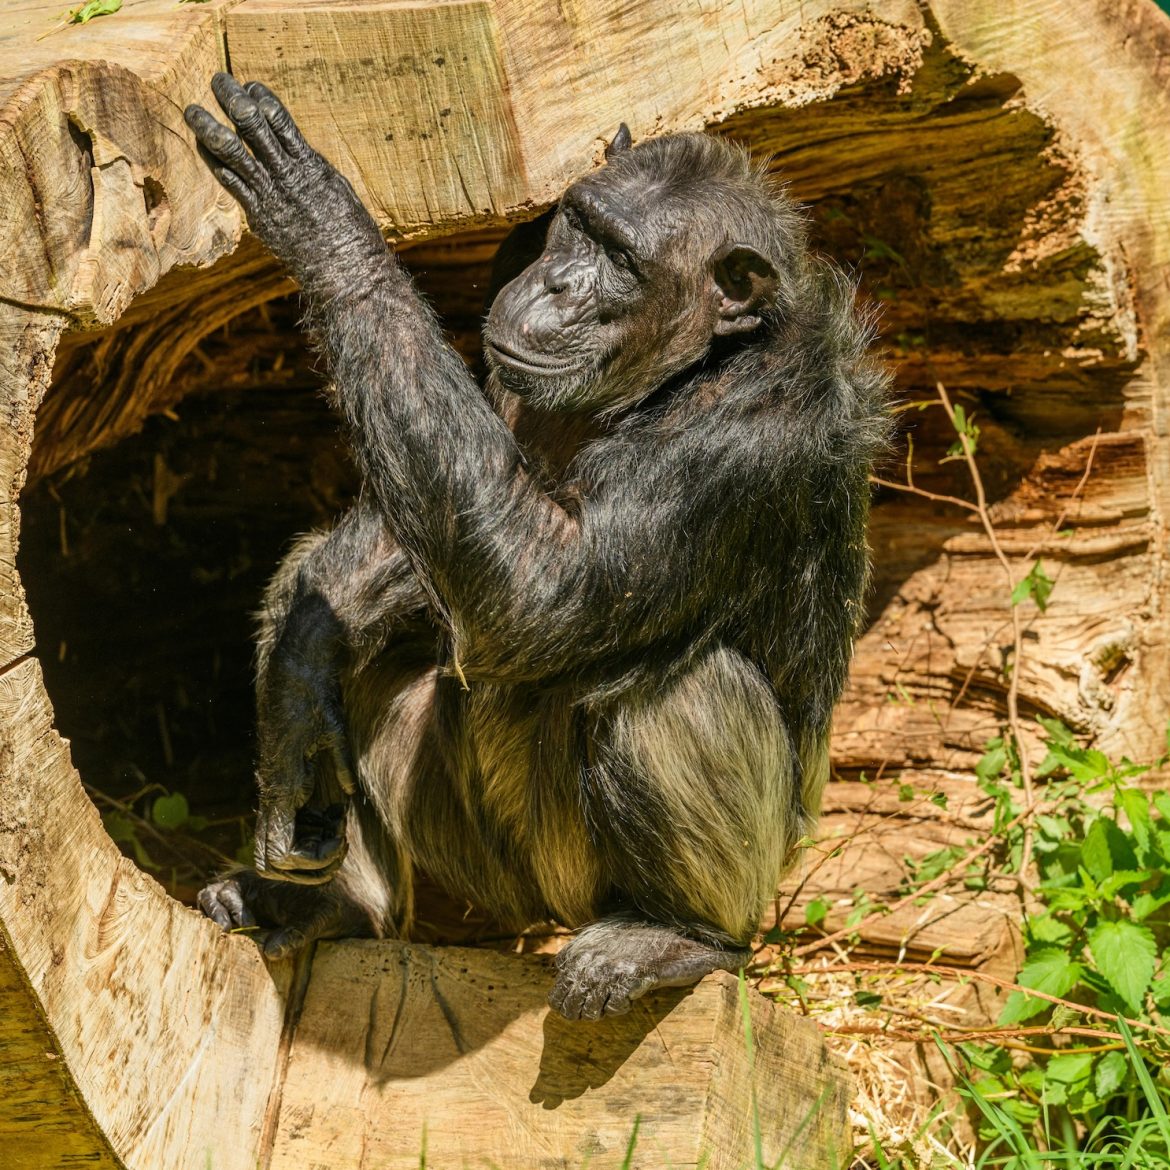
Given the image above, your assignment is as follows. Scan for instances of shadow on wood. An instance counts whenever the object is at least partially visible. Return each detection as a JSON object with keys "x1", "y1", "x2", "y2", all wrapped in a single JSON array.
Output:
[{"x1": 270, "y1": 941, "x2": 850, "y2": 1170}]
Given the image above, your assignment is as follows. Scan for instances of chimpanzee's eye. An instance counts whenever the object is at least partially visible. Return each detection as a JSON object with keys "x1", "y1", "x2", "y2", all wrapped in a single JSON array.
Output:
[
  {"x1": 605, "y1": 246, "x2": 632, "y2": 272},
  {"x1": 562, "y1": 206, "x2": 583, "y2": 232}
]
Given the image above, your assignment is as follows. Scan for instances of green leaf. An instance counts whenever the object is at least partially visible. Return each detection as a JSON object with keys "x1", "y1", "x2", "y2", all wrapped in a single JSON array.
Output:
[
  {"x1": 1049, "y1": 1004, "x2": 1082, "y2": 1031},
  {"x1": 1119, "y1": 788, "x2": 1152, "y2": 855},
  {"x1": 1027, "y1": 913, "x2": 1074, "y2": 948},
  {"x1": 69, "y1": 0, "x2": 121, "y2": 25},
  {"x1": 907, "y1": 844, "x2": 966, "y2": 888},
  {"x1": 1081, "y1": 817, "x2": 1138, "y2": 882},
  {"x1": 897, "y1": 783, "x2": 914, "y2": 802},
  {"x1": 1131, "y1": 885, "x2": 1170, "y2": 921},
  {"x1": 804, "y1": 897, "x2": 829, "y2": 928},
  {"x1": 999, "y1": 950, "x2": 1084, "y2": 1024},
  {"x1": 1098, "y1": 869, "x2": 1153, "y2": 898},
  {"x1": 861, "y1": 235, "x2": 908, "y2": 268},
  {"x1": 1038, "y1": 716, "x2": 1078, "y2": 749},
  {"x1": 1011, "y1": 561, "x2": 1054, "y2": 612},
  {"x1": 1046, "y1": 1051, "x2": 1094, "y2": 1086},
  {"x1": 1088, "y1": 919, "x2": 1157, "y2": 1015},
  {"x1": 151, "y1": 792, "x2": 190, "y2": 830},
  {"x1": 854, "y1": 990, "x2": 883, "y2": 1008},
  {"x1": 1154, "y1": 791, "x2": 1170, "y2": 823},
  {"x1": 975, "y1": 740, "x2": 1007, "y2": 784},
  {"x1": 1041, "y1": 1052, "x2": 1093, "y2": 1106},
  {"x1": 1094, "y1": 1049, "x2": 1129, "y2": 1099},
  {"x1": 1150, "y1": 971, "x2": 1170, "y2": 1008},
  {"x1": 844, "y1": 889, "x2": 874, "y2": 929}
]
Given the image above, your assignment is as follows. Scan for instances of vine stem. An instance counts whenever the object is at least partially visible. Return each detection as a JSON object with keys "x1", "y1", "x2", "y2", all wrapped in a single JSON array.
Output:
[
  {"x1": 933, "y1": 382, "x2": 1036, "y2": 877},
  {"x1": 790, "y1": 794, "x2": 1047, "y2": 958},
  {"x1": 776, "y1": 959, "x2": 1170, "y2": 1043}
]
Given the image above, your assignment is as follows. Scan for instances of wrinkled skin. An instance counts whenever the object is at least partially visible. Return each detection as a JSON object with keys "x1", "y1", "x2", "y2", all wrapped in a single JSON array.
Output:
[
  {"x1": 483, "y1": 148, "x2": 779, "y2": 413},
  {"x1": 185, "y1": 75, "x2": 887, "y2": 1019}
]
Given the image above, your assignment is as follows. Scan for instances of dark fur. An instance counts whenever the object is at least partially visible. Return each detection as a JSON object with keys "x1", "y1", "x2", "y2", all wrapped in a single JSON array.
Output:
[{"x1": 188, "y1": 76, "x2": 888, "y2": 1019}]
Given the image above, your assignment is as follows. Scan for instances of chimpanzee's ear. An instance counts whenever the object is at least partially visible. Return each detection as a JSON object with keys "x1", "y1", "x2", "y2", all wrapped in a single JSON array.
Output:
[
  {"x1": 605, "y1": 122, "x2": 633, "y2": 159},
  {"x1": 711, "y1": 242, "x2": 778, "y2": 336}
]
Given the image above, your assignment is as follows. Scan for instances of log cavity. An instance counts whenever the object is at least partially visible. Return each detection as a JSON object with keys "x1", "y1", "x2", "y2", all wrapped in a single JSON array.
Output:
[{"x1": 17, "y1": 56, "x2": 1136, "y2": 899}]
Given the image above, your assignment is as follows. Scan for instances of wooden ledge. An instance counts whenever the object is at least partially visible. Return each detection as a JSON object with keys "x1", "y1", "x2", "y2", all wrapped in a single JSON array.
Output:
[{"x1": 269, "y1": 942, "x2": 851, "y2": 1169}]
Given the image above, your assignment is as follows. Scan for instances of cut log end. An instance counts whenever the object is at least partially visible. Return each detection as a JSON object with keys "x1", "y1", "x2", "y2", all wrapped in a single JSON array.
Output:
[
  {"x1": 271, "y1": 942, "x2": 852, "y2": 1170},
  {"x1": 5, "y1": 0, "x2": 1170, "y2": 1167}
]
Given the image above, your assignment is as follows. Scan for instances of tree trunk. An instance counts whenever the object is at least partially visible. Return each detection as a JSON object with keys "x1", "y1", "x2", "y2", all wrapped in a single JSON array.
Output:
[{"x1": 2, "y1": 1, "x2": 1169, "y2": 1165}]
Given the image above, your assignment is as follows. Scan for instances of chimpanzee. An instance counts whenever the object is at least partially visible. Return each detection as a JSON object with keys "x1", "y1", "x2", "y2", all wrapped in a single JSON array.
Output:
[{"x1": 187, "y1": 74, "x2": 888, "y2": 1020}]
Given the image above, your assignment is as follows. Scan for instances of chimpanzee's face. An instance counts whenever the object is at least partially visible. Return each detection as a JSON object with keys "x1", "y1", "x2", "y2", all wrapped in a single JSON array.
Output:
[{"x1": 484, "y1": 166, "x2": 716, "y2": 413}]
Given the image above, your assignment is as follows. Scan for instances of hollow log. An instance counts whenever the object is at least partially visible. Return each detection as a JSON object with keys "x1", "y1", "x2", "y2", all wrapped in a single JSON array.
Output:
[{"x1": 3, "y1": 0, "x2": 1170, "y2": 1165}]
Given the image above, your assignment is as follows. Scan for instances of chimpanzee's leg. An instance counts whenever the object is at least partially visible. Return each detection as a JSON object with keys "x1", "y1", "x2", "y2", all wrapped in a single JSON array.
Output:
[{"x1": 550, "y1": 646, "x2": 813, "y2": 1020}]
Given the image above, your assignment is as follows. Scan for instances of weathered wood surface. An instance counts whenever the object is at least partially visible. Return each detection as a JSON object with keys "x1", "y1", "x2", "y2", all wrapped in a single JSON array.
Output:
[
  {"x1": 0, "y1": 936, "x2": 123, "y2": 1169},
  {"x1": 271, "y1": 945, "x2": 849, "y2": 1170},
  {"x1": 0, "y1": 657, "x2": 293, "y2": 1169},
  {"x1": 4, "y1": 0, "x2": 1170, "y2": 1166}
]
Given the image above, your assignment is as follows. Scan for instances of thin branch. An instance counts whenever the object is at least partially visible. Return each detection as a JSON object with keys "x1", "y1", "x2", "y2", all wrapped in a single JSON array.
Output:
[
  {"x1": 933, "y1": 383, "x2": 1037, "y2": 878},
  {"x1": 791, "y1": 794, "x2": 1047, "y2": 957},
  {"x1": 778, "y1": 959, "x2": 1170, "y2": 1043},
  {"x1": 870, "y1": 475, "x2": 979, "y2": 513}
]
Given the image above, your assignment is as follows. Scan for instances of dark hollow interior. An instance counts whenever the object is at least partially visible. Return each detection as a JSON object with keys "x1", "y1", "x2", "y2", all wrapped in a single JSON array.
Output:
[{"x1": 17, "y1": 54, "x2": 1132, "y2": 905}]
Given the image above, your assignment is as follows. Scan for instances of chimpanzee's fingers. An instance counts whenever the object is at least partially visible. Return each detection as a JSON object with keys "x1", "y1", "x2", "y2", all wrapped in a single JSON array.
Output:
[
  {"x1": 336, "y1": 757, "x2": 357, "y2": 797},
  {"x1": 261, "y1": 926, "x2": 309, "y2": 961},
  {"x1": 326, "y1": 715, "x2": 358, "y2": 797},
  {"x1": 209, "y1": 72, "x2": 286, "y2": 172},
  {"x1": 210, "y1": 72, "x2": 251, "y2": 121},
  {"x1": 198, "y1": 883, "x2": 235, "y2": 930},
  {"x1": 255, "y1": 801, "x2": 294, "y2": 875},
  {"x1": 261, "y1": 854, "x2": 345, "y2": 886},
  {"x1": 211, "y1": 162, "x2": 261, "y2": 219},
  {"x1": 261, "y1": 897, "x2": 342, "y2": 959},
  {"x1": 269, "y1": 837, "x2": 347, "y2": 877},
  {"x1": 257, "y1": 801, "x2": 347, "y2": 883},
  {"x1": 244, "y1": 81, "x2": 313, "y2": 160},
  {"x1": 184, "y1": 105, "x2": 266, "y2": 192}
]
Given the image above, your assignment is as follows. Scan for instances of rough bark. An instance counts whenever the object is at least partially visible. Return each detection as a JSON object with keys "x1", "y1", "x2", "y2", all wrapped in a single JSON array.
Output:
[{"x1": 3, "y1": 1, "x2": 1170, "y2": 1165}]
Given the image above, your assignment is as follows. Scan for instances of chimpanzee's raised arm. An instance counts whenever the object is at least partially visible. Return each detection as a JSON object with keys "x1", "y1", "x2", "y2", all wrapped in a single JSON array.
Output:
[{"x1": 186, "y1": 76, "x2": 874, "y2": 691}]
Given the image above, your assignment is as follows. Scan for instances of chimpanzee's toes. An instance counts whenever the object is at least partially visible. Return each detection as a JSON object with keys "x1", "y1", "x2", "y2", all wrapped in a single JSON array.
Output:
[
  {"x1": 549, "y1": 917, "x2": 749, "y2": 1021},
  {"x1": 198, "y1": 878, "x2": 256, "y2": 932},
  {"x1": 548, "y1": 944, "x2": 656, "y2": 1021}
]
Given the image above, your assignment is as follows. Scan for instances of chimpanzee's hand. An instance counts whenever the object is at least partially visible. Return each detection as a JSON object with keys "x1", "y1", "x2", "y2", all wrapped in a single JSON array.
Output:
[
  {"x1": 184, "y1": 73, "x2": 389, "y2": 300},
  {"x1": 254, "y1": 656, "x2": 356, "y2": 885}
]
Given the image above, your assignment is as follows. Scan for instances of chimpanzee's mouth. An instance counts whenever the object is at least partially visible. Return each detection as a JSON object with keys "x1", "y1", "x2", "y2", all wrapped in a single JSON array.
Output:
[{"x1": 485, "y1": 338, "x2": 581, "y2": 376}]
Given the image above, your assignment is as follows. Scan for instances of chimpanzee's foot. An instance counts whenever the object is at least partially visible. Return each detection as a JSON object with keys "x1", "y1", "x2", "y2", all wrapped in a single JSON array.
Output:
[
  {"x1": 198, "y1": 868, "x2": 368, "y2": 960},
  {"x1": 548, "y1": 917, "x2": 751, "y2": 1021}
]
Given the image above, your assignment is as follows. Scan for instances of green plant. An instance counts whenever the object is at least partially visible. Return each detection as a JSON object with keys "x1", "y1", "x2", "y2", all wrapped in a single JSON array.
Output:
[
  {"x1": 780, "y1": 383, "x2": 1170, "y2": 1168},
  {"x1": 948, "y1": 727, "x2": 1170, "y2": 1149}
]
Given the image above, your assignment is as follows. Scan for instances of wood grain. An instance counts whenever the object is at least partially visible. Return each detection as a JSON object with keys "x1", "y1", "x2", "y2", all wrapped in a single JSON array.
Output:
[
  {"x1": 0, "y1": 658, "x2": 292, "y2": 1170},
  {"x1": 271, "y1": 942, "x2": 850, "y2": 1170},
  {"x1": 3, "y1": 0, "x2": 1170, "y2": 1164}
]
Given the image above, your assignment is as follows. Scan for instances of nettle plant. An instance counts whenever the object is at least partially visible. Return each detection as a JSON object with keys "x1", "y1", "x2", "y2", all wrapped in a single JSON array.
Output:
[
  {"x1": 961, "y1": 724, "x2": 1170, "y2": 1133},
  {"x1": 871, "y1": 390, "x2": 1170, "y2": 1155}
]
